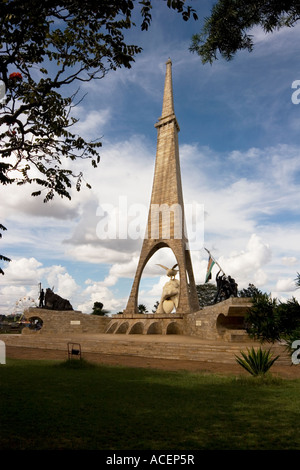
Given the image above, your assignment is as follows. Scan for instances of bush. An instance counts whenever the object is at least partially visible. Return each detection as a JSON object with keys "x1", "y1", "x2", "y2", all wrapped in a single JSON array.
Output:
[
  {"x1": 245, "y1": 293, "x2": 280, "y2": 342},
  {"x1": 245, "y1": 294, "x2": 300, "y2": 343},
  {"x1": 235, "y1": 347, "x2": 279, "y2": 376},
  {"x1": 276, "y1": 298, "x2": 300, "y2": 336},
  {"x1": 281, "y1": 327, "x2": 300, "y2": 356}
]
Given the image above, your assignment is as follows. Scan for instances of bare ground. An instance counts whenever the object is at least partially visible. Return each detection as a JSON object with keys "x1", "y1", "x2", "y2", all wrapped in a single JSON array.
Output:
[{"x1": 6, "y1": 345, "x2": 300, "y2": 379}]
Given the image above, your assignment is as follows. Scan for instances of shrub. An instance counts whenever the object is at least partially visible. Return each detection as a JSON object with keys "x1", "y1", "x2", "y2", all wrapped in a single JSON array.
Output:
[
  {"x1": 245, "y1": 294, "x2": 280, "y2": 342},
  {"x1": 245, "y1": 294, "x2": 300, "y2": 343},
  {"x1": 282, "y1": 327, "x2": 300, "y2": 356},
  {"x1": 276, "y1": 298, "x2": 300, "y2": 336},
  {"x1": 235, "y1": 347, "x2": 279, "y2": 376}
]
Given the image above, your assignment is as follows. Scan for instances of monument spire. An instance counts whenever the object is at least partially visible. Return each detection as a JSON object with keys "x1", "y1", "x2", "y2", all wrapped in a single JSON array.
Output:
[
  {"x1": 148, "y1": 58, "x2": 183, "y2": 237},
  {"x1": 124, "y1": 59, "x2": 199, "y2": 315},
  {"x1": 161, "y1": 58, "x2": 175, "y2": 120}
]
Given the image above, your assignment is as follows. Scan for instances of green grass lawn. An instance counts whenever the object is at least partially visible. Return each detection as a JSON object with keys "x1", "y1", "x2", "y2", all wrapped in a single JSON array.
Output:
[{"x1": 1, "y1": 358, "x2": 300, "y2": 450}]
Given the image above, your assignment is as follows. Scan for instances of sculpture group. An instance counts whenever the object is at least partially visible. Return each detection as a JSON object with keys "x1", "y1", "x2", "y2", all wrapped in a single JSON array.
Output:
[
  {"x1": 39, "y1": 288, "x2": 73, "y2": 311},
  {"x1": 155, "y1": 263, "x2": 238, "y2": 314},
  {"x1": 214, "y1": 271, "x2": 238, "y2": 304}
]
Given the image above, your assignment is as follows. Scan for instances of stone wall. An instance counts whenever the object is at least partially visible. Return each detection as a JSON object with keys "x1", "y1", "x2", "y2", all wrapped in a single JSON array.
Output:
[
  {"x1": 22, "y1": 298, "x2": 253, "y2": 342},
  {"x1": 184, "y1": 297, "x2": 252, "y2": 341},
  {"x1": 23, "y1": 308, "x2": 110, "y2": 335}
]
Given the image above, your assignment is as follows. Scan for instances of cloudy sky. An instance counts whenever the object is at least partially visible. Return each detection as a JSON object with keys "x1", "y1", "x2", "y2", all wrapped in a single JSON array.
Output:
[{"x1": 1, "y1": 1, "x2": 300, "y2": 315}]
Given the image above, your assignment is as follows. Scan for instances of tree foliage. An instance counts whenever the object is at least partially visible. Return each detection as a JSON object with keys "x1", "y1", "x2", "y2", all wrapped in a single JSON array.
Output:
[
  {"x1": 0, "y1": 0, "x2": 197, "y2": 202},
  {"x1": 138, "y1": 303, "x2": 148, "y2": 314},
  {"x1": 190, "y1": 0, "x2": 300, "y2": 63},
  {"x1": 238, "y1": 283, "x2": 263, "y2": 298},
  {"x1": 91, "y1": 301, "x2": 109, "y2": 316},
  {"x1": 0, "y1": 224, "x2": 11, "y2": 275},
  {"x1": 196, "y1": 283, "x2": 217, "y2": 307},
  {"x1": 245, "y1": 293, "x2": 300, "y2": 343}
]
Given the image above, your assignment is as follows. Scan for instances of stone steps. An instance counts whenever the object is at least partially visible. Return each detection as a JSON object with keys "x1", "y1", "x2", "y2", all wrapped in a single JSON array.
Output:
[{"x1": 2, "y1": 333, "x2": 291, "y2": 366}]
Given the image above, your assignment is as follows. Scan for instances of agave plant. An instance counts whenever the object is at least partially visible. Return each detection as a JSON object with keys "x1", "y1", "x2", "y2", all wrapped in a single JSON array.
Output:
[{"x1": 235, "y1": 347, "x2": 279, "y2": 376}]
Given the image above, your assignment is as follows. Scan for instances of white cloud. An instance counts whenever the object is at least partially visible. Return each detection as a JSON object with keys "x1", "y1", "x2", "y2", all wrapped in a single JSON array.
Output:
[
  {"x1": 2, "y1": 257, "x2": 43, "y2": 285},
  {"x1": 147, "y1": 276, "x2": 168, "y2": 298},
  {"x1": 78, "y1": 281, "x2": 126, "y2": 314},
  {"x1": 276, "y1": 278, "x2": 297, "y2": 292},
  {"x1": 250, "y1": 22, "x2": 300, "y2": 52},
  {"x1": 63, "y1": 140, "x2": 300, "y2": 276},
  {"x1": 282, "y1": 257, "x2": 298, "y2": 266},
  {"x1": 0, "y1": 285, "x2": 35, "y2": 314},
  {"x1": 44, "y1": 265, "x2": 79, "y2": 300},
  {"x1": 0, "y1": 258, "x2": 43, "y2": 312},
  {"x1": 216, "y1": 234, "x2": 272, "y2": 288},
  {"x1": 181, "y1": 145, "x2": 300, "y2": 267},
  {"x1": 72, "y1": 108, "x2": 111, "y2": 138},
  {"x1": 61, "y1": 135, "x2": 155, "y2": 265},
  {"x1": 65, "y1": 243, "x2": 137, "y2": 265},
  {"x1": 104, "y1": 257, "x2": 139, "y2": 285},
  {"x1": 1, "y1": 258, "x2": 80, "y2": 313}
]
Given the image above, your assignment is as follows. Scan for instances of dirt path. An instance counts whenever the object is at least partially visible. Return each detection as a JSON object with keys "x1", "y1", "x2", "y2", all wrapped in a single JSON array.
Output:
[{"x1": 6, "y1": 345, "x2": 300, "y2": 379}]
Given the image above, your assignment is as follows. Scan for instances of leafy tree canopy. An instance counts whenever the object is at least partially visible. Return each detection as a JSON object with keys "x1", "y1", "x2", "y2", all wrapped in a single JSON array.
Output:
[
  {"x1": 0, "y1": 224, "x2": 11, "y2": 275},
  {"x1": 0, "y1": 0, "x2": 197, "y2": 202},
  {"x1": 196, "y1": 283, "x2": 217, "y2": 307},
  {"x1": 190, "y1": 0, "x2": 300, "y2": 63},
  {"x1": 91, "y1": 301, "x2": 109, "y2": 316},
  {"x1": 238, "y1": 283, "x2": 263, "y2": 298},
  {"x1": 245, "y1": 293, "x2": 300, "y2": 343},
  {"x1": 138, "y1": 303, "x2": 148, "y2": 313}
]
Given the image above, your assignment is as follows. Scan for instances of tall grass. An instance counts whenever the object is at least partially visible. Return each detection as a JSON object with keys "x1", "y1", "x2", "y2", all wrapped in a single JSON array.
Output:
[{"x1": 1, "y1": 358, "x2": 300, "y2": 450}]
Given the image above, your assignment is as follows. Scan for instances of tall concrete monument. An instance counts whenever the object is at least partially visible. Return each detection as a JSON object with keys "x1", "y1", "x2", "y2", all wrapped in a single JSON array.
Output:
[{"x1": 124, "y1": 59, "x2": 199, "y2": 315}]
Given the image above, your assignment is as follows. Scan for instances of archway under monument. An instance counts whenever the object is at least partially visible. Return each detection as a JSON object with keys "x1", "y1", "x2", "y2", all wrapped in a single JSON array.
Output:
[
  {"x1": 138, "y1": 246, "x2": 178, "y2": 314},
  {"x1": 130, "y1": 239, "x2": 199, "y2": 317}
]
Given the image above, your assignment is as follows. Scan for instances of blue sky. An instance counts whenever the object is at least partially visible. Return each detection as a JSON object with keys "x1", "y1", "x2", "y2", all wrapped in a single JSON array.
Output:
[{"x1": 1, "y1": 1, "x2": 300, "y2": 315}]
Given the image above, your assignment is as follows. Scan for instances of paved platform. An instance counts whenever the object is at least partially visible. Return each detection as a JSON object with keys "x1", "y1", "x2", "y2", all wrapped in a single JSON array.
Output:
[{"x1": 1, "y1": 332, "x2": 291, "y2": 366}]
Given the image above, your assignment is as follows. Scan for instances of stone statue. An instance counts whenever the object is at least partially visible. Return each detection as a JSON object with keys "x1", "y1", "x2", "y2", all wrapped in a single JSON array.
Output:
[
  {"x1": 156, "y1": 279, "x2": 180, "y2": 314},
  {"x1": 44, "y1": 288, "x2": 73, "y2": 311},
  {"x1": 38, "y1": 288, "x2": 44, "y2": 308},
  {"x1": 155, "y1": 263, "x2": 180, "y2": 314},
  {"x1": 228, "y1": 275, "x2": 238, "y2": 297},
  {"x1": 156, "y1": 263, "x2": 178, "y2": 279},
  {"x1": 214, "y1": 270, "x2": 238, "y2": 303}
]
